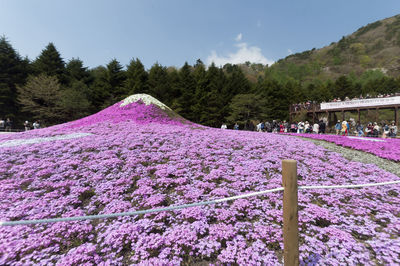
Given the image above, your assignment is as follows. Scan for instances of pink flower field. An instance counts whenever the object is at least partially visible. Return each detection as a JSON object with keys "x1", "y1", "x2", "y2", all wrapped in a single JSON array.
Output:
[
  {"x1": 1, "y1": 98, "x2": 400, "y2": 265},
  {"x1": 288, "y1": 133, "x2": 400, "y2": 161}
]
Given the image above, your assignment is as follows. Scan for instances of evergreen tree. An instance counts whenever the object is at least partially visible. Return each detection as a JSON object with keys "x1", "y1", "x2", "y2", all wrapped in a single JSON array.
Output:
[
  {"x1": 195, "y1": 63, "x2": 226, "y2": 126},
  {"x1": 334, "y1": 75, "x2": 355, "y2": 99},
  {"x1": 261, "y1": 79, "x2": 290, "y2": 120},
  {"x1": 176, "y1": 62, "x2": 196, "y2": 121},
  {"x1": 33, "y1": 42, "x2": 67, "y2": 84},
  {"x1": 285, "y1": 80, "x2": 304, "y2": 104},
  {"x1": 206, "y1": 66, "x2": 227, "y2": 126},
  {"x1": 106, "y1": 59, "x2": 127, "y2": 99},
  {"x1": 192, "y1": 60, "x2": 207, "y2": 123},
  {"x1": 0, "y1": 36, "x2": 29, "y2": 120},
  {"x1": 223, "y1": 65, "x2": 251, "y2": 96},
  {"x1": 66, "y1": 58, "x2": 92, "y2": 85},
  {"x1": 124, "y1": 58, "x2": 149, "y2": 95},
  {"x1": 166, "y1": 67, "x2": 181, "y2": 108},
  {"x1": 147, "y1": 63, "x2": 169, "y2": 103},
  {"x1": 89, "y1": 66, "x2": 110, "y2": 109},
  {"x1": 58, "y1": 80, "x2": 91, "y2": 121},
  {"x1": 89, "y1": 59, "x2": 127, "y2": 109}
]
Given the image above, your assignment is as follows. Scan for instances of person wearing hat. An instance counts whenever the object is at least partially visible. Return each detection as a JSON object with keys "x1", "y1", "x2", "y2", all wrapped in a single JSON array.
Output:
[
  {"x1": 24, "y1": 120, "x2": 30, "y2": 131},
  {"x1": 389, "y1": 121, "x2": 397, "y2": 138},
  {"x1": 335, "y1": 120, "x2": 341, "y2": 135},
  {"x1": 373, "y1": 122, "x2": 380, "y2": 138}
]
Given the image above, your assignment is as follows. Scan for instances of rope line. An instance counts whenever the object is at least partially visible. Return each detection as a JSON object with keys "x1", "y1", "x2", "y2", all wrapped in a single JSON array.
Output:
[
  {"x1": 299, "y1": 180, "x2": 400, "y2": 190},
  {"x1": 0, "y1": 187, "x2": 285, "y2": 226},
  {"x1": 1, "y1": 180, "x2": 399, "y2": 226}
]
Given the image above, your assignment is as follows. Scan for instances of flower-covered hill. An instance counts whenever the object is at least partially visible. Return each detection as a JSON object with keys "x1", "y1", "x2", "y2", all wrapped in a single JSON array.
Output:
[
  {"x1": 0, "y1": 94, "x2": 192, "y2": 144},
  {"x1": 1, "y1": 95, "x2": 400, "y2": 265}
]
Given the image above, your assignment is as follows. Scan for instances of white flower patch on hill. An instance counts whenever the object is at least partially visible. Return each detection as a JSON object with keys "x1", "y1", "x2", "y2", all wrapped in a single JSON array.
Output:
[
  {"x1": 0, "y1": 133, "x2": 92, "y2": 148},
  {"x1": 120, "y1": 94, "x2": 172, "y2": 111}
]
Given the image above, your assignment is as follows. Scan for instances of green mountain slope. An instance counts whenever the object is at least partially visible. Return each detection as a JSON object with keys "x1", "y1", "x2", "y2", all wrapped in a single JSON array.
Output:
[{"x1": 268, "y1": 14, "x2": 400, "y2": 81}]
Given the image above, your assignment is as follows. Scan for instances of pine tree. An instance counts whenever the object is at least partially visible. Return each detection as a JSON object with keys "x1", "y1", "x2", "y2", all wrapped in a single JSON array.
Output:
[
  {"x1": 334, "y1": 75, "x2": 355, "y2": 99},
  {"x1": 148, "y1": 63, "x2": 169, "y2": 103},
  {"x1": 261, "y1": 79, "x2": 290, "y2": 120},
  {"x1": 66, "y1": 58, "x2": 92, "y2": 85},
  {"x1": 223, "y1": 65, "x2": 251, "y2": 97},
  {"x1": 125, "y1": 58, "x2": 149, "y2": 95},
  {"x1": 192, "y1": 60, "x2": 207, "y2": 123},
  {"x1": 166, "y1": 67, "x2": 180, "y2": 108},
  {"x1": 0, "y1": 36, "x2": 29, "y2": 120},
  {"x1": 106, "y1": 59, "x2": 125, "y2": 89},
  {"x1": 204, "y1": 66, "x2": 226, "y2": 126},
  {"x1": 33, "y1": 42, "x2": 67, "y2": 84},
  {"x1": 89, "y1": 66, "x2": 110, "y2": 110},
  {"x1": 58, "y1": 80, "x2": 91, "y2": 121},
  {"x1": 194, "y1": 63, "x2": 226, "y2": 126},
  {"x1": 176, "y1": 62, "x2": 196, "y2": 121}
]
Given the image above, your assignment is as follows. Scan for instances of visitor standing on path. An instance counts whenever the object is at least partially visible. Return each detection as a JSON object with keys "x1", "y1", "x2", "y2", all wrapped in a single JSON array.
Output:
[
  {"x1": 335, "y1": 120, "x2": 341, "y2": 135},
  {"x1": 5, "y1": 118, "x2": 12, "y2": 132},
  {"x1": 0, "y1": 118, "x2": 4, "y2": 131},
  {"x1": 318, "y1": 120, "x2": 326, "y2": 134},
  {"x1": 341, "y1": 120, "x2": 348, "y2": 136},
  {"x1": 24, "y1": 121, "x2": 30, "y2": 131},
  {"x1": 313, "y1": 122, "x2": 319, "y2": 134}
]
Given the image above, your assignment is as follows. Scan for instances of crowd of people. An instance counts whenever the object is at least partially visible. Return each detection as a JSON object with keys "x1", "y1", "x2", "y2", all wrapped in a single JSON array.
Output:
[
  {"x1": 292, "y1": 101, "x2": 315, "y2": 112},
  {"x1": 334, "y1": 120, "x2": 398, "y2": 138},
  {"x1": 328, "y1": 93, "x2": 400, "y2": 103},
  {"x1": 0, "y1": 118, "x2": 41, "y2": 132},
  {"x1": 0, "y1": 118, "x2": 13, "y2": 132},
  {"x1": 222, "y1": 120, "x2": 327, "y2": 134},
  {"x1": 221, "y1": 119, "x2": 398, "y2": 138},
  {"x1": 292, "y1": 93, "x2": 400, "y2": 112}
]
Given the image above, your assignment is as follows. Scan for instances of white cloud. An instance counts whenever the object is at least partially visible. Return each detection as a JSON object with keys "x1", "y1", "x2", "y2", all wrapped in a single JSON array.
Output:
[
  {"x1": 235, "y1": 33, "x2": 242, "y2": 42},
  {"x1": 207, "y1": 42, "x2": 274, "y2": 66},
  {"x1": 288, "y1": 49, "x2": 293, "y2": 55}
]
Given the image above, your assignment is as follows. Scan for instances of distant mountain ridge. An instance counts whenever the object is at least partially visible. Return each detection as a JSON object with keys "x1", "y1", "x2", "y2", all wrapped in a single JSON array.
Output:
[{"x1": 243, "y1": 14, "x2": 400, "y2": 82}]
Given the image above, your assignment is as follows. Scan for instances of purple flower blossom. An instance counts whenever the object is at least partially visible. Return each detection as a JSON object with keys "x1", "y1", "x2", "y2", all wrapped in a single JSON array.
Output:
[{"x1": 0, "y1": 100, "x2": 399, "y2": 264}]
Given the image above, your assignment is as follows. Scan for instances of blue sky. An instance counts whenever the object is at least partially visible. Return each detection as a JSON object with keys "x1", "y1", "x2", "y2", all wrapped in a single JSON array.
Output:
[{"x1": 1, "y1": 0, "x2": 400, "y2": 69}]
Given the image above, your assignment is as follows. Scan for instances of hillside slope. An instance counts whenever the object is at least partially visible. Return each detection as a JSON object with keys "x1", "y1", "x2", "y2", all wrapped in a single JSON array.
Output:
[{"x1": 268, "y1": 14, "x2": 400, "y2": 81}]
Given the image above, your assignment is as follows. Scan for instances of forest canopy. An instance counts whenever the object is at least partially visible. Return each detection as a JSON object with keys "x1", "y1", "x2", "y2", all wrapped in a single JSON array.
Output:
[{"x1": 1, "y1": 36, "x2": 400, "y2": 128}]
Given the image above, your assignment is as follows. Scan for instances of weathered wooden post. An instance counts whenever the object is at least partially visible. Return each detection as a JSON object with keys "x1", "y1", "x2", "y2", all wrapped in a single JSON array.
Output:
[{"x1": 282, "y1": 160, "x2": 299, "y2": 266}]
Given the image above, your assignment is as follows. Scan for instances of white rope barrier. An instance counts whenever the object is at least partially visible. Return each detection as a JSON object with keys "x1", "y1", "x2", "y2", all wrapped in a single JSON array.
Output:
[
  {"x1": 1, "y1": 180, "x2": 399, "y2": 226},
  {"x1": 0, "y1": 187, "x2": 285, "y2": 226},
  {"x1": 299, "y1": 180, "x2": 400, "y2": 190}
]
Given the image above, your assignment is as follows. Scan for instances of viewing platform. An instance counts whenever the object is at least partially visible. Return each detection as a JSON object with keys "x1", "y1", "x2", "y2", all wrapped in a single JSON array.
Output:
[{"x1": 290, "y1": 96, "x2": 400, "y2": 126}]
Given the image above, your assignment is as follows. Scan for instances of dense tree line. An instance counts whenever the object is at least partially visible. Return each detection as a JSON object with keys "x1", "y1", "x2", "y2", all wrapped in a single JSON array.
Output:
[{"x1": 1, "y1": 36, "x2": 400, "y2": 129}]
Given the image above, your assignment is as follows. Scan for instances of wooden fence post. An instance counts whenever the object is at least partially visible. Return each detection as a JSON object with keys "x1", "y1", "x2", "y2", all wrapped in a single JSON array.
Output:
[{"x1": 282, "y1": 160, "x2": 299, "y2": 266}]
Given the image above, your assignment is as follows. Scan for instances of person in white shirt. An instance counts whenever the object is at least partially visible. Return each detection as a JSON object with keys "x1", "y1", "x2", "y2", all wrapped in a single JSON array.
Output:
[
  {"x1": 221, "y1": 123, "x2": 227, "y2": 130},
  {"x1": 33, "y1": 121, "x2": 41, "y2": 129},
  {"x1": 297, "y1": 121, "x2": 305, "y2": 133},
  {"x1": 313, "y1": 123, "x2": 319, "y2": 134}
]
